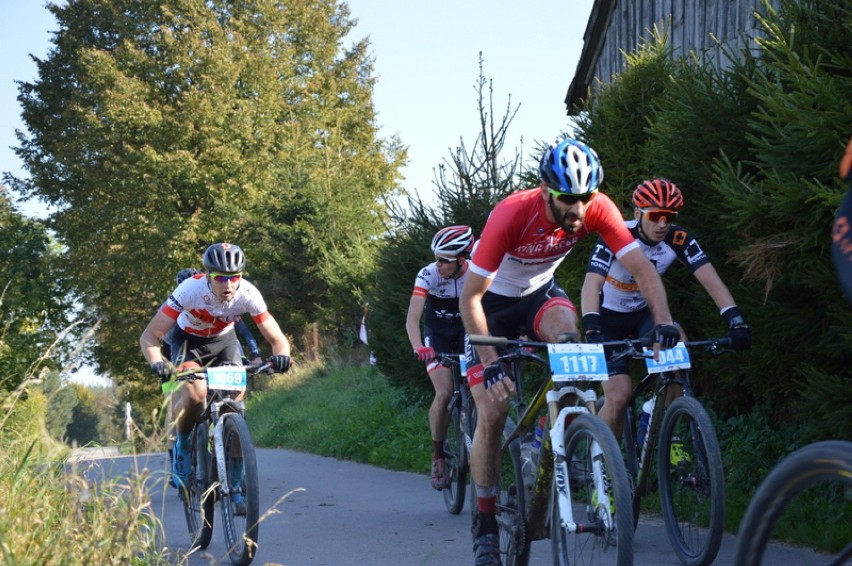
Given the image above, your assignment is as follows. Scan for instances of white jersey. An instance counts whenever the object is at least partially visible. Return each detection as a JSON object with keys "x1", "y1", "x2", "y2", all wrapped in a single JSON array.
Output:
[
  {"x1": 161, "y1": 274, "x2": 270, "y2": 337},
  {"x1": 587, "y1": 219, "x2": 710, "y2": 312},
  {"x1": 412, "y1": 261, "x2": 468, "y2": 324}
]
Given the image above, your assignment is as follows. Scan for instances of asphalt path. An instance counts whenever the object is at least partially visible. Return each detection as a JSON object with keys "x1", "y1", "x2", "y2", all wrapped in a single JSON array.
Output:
[{"x1": 72, "y1": 447, "x2": 833, "y2": 565}]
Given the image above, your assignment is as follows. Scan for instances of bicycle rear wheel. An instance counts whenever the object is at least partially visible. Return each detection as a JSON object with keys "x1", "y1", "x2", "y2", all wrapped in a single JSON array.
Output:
[
  {"x1": 658, "y1": 396, "x2": 724, "y2": 566},
  {"x1": 219, "y1": 414, "x2": 260, "y2": 566},
  {"x1": 553, "y1": 413, "x2": 633, "y2": 566},
  {"x1": 184, "y1": 421, "x2": 215, "y2": 550},
  {"x1": 443, "y1": 394, "x2": 467, "y2": 514},
  {"x1": 732, "y1": 440, "x2": 852, "y2": 566},
  {"x1": 496, "y1": 419, "x2": 531, "y2": 566}
]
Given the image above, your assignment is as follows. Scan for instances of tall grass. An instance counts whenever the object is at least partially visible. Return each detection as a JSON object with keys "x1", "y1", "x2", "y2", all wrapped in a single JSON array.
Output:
[
  {"x1": 0, "y1": 378, "x2": 170, "y2": 565},
  {"x1": 248, "y1": 357, "x2": 433, "y2": 474}
]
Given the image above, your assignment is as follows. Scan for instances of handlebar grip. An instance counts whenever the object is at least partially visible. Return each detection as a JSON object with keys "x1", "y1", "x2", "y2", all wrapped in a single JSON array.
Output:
[{"x1": 468, "y1": 334, "x2": 507, "y2": 347}]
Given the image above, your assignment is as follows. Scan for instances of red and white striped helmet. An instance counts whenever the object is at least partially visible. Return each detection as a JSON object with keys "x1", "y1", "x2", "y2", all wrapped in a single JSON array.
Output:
[{"x1": 431, "y1": 225, "x2": 474, "y2": 258}]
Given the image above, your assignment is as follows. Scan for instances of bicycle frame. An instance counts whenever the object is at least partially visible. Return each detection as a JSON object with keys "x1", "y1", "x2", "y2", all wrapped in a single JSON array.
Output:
[
  {"x1": 471, "y1": 335, "x2": 609, "y2": 539},
  {"x1": 603, "y1": 336, "x2": 731, "y2": 566}
]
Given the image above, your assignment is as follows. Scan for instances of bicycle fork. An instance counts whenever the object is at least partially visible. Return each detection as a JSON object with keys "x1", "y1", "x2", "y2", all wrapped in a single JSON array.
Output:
[{"x1": 536, "y1": 387, "x2": 613, "y2": 537}]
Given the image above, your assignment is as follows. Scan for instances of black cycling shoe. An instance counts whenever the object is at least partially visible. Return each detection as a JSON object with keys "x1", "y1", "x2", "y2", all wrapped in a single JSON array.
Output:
[{"x1": 473, "y1": 532, "x2": 502, "y2": 566}]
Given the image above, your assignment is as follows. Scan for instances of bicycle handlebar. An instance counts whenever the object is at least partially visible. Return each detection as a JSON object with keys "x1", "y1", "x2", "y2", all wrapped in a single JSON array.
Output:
[
  {"x1": 469, "y1": 334, "x2": 733, "y2": 355},
  {"x1": 173, "y1": 361, "x2": 273, "y2": 381}
]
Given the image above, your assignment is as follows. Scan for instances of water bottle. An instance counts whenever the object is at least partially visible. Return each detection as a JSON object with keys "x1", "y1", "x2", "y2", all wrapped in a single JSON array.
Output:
[
  {"x1": 531, "y1": 416, "x2": 546, "y2": 467},
  {"x1": 637, "y1": 398, "x2": 655, "y2": 448}
]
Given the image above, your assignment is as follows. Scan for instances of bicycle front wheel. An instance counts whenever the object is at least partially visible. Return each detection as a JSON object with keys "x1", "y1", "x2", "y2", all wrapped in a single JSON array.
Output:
[
  {"x1": 658, "y1": 396, "x2": 724, "y2": 566},
  {"x1": 184, "y1": 421, "x2": 215, "y2": 550},
  {"x1": 553, "y1": 413, "x2": 633, "y2": 566},
  {"x1": 443, "y1": 394, "x2": 467, "y2": 514},
  {"x1": 219, "y1": 414, "x2": 260, "y2": 566},
  {"x1": 732, "y1": 440, "x2": 852, "y2": 566}
]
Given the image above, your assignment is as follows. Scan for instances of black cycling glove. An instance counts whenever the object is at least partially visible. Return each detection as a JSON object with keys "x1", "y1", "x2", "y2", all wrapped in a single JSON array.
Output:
[
  {"x1": 151, "y1": 361, "x2": 173, "y2": 383},
  {"x1": 726, "y1": 326, "x2": 752, "y2": 350},
  {"x1": 482, "y1": 361, "x2": 510, "y2": 390},
  {"x1": 652, "y1": 324, "x2": 680, "y2": 349},
  {"x1": 722, "y1": 306, "x2": 752, "y2": 350},
  {"x1": 270, "y1": 354, "x2": 292, "y2": 373}
]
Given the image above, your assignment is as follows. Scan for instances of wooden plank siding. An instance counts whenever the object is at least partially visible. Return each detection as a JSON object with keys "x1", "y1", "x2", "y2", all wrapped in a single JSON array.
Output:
[{"x1": 565, "y1": 0, "x2": 782, "y2": 114}]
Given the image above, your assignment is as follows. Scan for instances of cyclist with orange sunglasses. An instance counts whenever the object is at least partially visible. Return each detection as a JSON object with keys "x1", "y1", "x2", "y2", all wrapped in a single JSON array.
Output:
[
  {"x1": 581, "y1": 178, "x2": 752, "y2": 438},
  {"x1": 140, "y1": 242, "x2": 292, "y2": 488}
]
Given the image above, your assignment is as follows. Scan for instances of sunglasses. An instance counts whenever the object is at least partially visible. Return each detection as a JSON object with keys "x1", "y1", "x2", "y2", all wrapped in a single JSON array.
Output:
[
  {"x1": 644, "y1": 210, "x2": 678, "y2": 223},
  {"x1": 548, "y1": 189, "x2": 592, "y2": 205},
  {"x1": 435, "y1": 257, "x2": 456, "y2": 264},
  {"x1": 210, "y1": 272, "x2": 242, "y2": 283}
]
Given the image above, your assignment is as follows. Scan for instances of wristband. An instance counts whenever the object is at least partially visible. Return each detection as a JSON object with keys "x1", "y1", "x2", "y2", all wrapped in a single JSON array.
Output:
[
  {"x1": 582, "y1": 312, "x2": 602, "y2": 335},
  {"x1": 721, "y1": 305, "x2": 748, "y2": 328}
]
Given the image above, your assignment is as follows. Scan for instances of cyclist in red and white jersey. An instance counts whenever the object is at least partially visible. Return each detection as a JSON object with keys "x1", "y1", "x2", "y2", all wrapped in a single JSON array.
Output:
[
  {"x1": 140, "y1": 242, "x2": 292, "y2": 489},
  {"x1": 581, "y1": 178, "x2": 752, "y2": 439},
  {"x1": 460, "y1": 138, "x2": 680, "y2": 565},
  {"x1": 405, "y1": 225, "x2": 473, "y2": 490}
]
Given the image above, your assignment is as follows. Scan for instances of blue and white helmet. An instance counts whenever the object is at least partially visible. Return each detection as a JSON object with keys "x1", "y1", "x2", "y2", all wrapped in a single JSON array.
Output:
[{"x1": 539, "y1": 139, "x2": 604, "y2": 196}]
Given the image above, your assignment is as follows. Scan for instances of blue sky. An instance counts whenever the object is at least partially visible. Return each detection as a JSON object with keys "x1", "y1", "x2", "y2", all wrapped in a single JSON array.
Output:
[
  {"x1": 1, "y1": 0, "x2": 594, "y2": 213},
  {"x1": 0, "y1": 0, "x2": 594, "y2": 382}
]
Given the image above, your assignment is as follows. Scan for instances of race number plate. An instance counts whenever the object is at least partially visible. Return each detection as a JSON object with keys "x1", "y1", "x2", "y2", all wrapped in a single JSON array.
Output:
[
  {"x1": 643, "y1": 342, "x2": 691, "y2": 373},
  {"x1": 206, "y1": 366, "x2": 248, "y2": 391},
  {"x1": 547, "y1": 343, "x2": 609, "y2": 382}
]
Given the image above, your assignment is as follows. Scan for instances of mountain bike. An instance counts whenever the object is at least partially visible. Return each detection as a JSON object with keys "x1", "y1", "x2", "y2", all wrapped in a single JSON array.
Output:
[
  {"x1": 469, "y1": 333, "x2": 633, "y2": 566},
  {"x1": 172, "y1": 361, "x2": 271, "y2": 566},
  {"x1": 732, "y1": 440, "x2": 852, "y2": 566},
  {"x1": 436, "y1": 352, "x2": 476, "y2": 515},
  {"x1": 600, "y1": 336, "x2": 731, "y2": 566}
]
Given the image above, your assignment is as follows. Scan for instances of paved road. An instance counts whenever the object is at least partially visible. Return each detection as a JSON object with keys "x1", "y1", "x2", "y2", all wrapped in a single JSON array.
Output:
[{"x1": 75, "y1": 448, "x2": 834, "y2": 565}]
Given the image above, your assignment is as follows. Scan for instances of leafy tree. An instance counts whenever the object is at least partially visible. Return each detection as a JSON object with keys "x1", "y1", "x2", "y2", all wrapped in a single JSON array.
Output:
[
  {"x1": 367, "y1": 60, "x2": 525, "y2": 395},
  {"x1": 39, "y1": 370, "x2": 79, "y2": 440},
  {"x1": 6, "y1": 0, "x2": 403, "y2": 410},
  {"x1": 0, "y1": 188, "x2": 72, "y2": 389},
  {"x1": 64, "y1": 384, "x2": 100, "y2": 446}
]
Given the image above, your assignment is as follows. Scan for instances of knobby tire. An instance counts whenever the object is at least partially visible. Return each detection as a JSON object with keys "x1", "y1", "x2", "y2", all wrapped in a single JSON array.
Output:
[
  {"x1": 553, "y1": 413, "x2": 634, "y2": 566},
  {"x1": 184, "y1": 421, "x2": 215, "y2": 550},
  {"x1": 219, "y1": 414, "x2": 260, "y2": 566},
  {"x1": 658, "y1": 396, "x2": 724, "y2": 566},
  {"x1": 497, "y1": 417, "x2": 531, "y2": 566},
  {"x1": 731, "y1": 440, "x2": 852, "y2": 566},
  {"x1": 443, "y1": 395, "x2": 467, "y2": 514}
]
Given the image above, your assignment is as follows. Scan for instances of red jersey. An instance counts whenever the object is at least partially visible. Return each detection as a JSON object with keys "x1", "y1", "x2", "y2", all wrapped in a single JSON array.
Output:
[{"x1": 469, "y1": 187, "x2": 638, "y2": 297}]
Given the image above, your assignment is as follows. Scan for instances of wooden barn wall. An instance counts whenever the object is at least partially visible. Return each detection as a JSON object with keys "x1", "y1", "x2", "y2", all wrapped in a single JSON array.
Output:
[{"x1": 594, "y1": 0, "x2": 780, "y2": 86}]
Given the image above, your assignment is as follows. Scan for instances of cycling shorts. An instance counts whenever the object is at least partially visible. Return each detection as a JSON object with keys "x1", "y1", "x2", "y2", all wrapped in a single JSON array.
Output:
[
  {"x1": 599, "y1": 306, "x2": 655, "y2": 375},
  {"x1": 424, "y1": 322, "x2": 465, "y2": 373},
  {"x1": 465, "y1": 279, "x2": 575, "y2": 369},
  {"x1": 169, "y1": 326, "x2": 243, "y2": 369}
]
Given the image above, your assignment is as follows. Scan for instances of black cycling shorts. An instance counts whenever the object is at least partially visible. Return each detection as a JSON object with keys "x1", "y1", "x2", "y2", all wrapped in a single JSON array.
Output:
[
  {"x1": 424, "y1": 321, "x2": 466, "y2": 365},
  {"x1": 599, "y1": 306, "x2": 655, "y2": 375},
  {"x1": 465, "y1": 279, "x2": 574, "y2": 367},
  {"x1": 169, "y1": 326, "x2": 243, "y2": 368}
]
